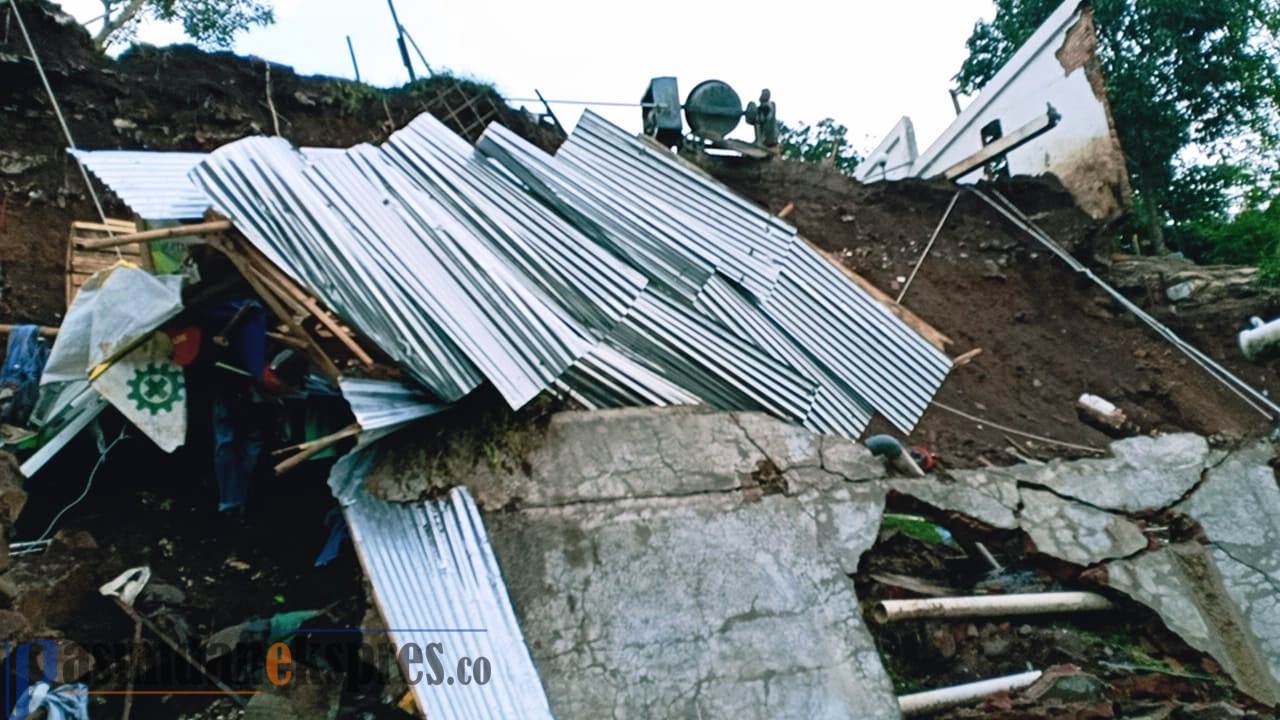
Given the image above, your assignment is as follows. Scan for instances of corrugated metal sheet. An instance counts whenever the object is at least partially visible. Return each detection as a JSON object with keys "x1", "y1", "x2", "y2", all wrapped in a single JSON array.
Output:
[
  {"x1": 478, "y1": 122, "x2": 714, "y2": 302},
  {"x1": 557, "y1": 112, "x2": 793, "y2": 302},
  {"x1": 381, "y1": 114, "x2": 649, "y2": 337},
  {"x1": 119, "y1": 107, "x2": 955, "y2": 436},
  {"x1": 192, "y1": 136, "x2": 599, "y2": 408},
  {"x1": 762, "y1": 242, "x2": 952, "y2": 431},
  {"x1": 70, "y1": 149, "x2": 210, "y2": 221},
  {"x1": 345, "y1": 484, "x2": 554, "y2": 719},
  {"x1": 478, "y1": 111, "x2": 951, "y2": 433},
  {"x1": 338, "y1": 377, "x2": 449, "y2": 431}
]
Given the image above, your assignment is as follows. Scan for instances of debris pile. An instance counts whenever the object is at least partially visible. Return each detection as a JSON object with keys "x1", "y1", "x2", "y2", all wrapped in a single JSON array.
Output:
[{"x1": 0, "y1": 0, "x2": 1277, "y2": 718}]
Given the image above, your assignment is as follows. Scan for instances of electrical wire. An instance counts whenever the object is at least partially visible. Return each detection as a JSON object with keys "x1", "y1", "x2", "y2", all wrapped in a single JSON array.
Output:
[
  {"x1": 931, "y1": 401, "x2": 1105, "y2": 455},
  {"x1": 8, "y1": 0, "x2": 111, "y2": 229},
  {"x1": 26, "y1": 424, "x2": 128, "y2": 546}
]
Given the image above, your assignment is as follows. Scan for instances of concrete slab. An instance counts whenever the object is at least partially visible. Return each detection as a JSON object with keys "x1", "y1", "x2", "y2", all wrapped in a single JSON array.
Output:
[
  {"x1": 1018, "y1": 487, "x2": 1147, "y2": 565},
  {"x1": 888, "y1": 468, "x2": 1024, "y2": 530},
  {"x1": 1107, "y1": 442, "x2": 1280, "y2": 707},
  {"x1": 1023, "y1": 434, "x2": 1210, "y2": 513}
]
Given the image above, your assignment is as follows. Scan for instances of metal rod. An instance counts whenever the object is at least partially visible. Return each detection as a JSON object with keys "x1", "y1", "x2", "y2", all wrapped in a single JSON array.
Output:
[
  {"x1": 534, "y1": 89, "x2": 565, "y2": 136},
  {"x1": 385, "y1": 0, "x2": 415, "y2": 82},
  {"x1": 9, "y1": 0, "x2": 111, "y2": 230},
  {"x1": 973, "y1": 186, "x2": 1280, "y2": 421},
  {"x1": 897, "y1": 190, "x2": 961, "y2": 303},
  {"x1": 503, "y1": 97, "x2": 655, "y2": 108},
  {"x1": 346, "y1": 35, "x2": 361, "y2": 82},
  {"x1": 401, "y1": 26, "x2": 434, "y2": 77}
]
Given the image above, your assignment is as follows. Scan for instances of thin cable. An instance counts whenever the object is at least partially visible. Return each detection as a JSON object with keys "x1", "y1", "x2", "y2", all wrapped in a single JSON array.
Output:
[
  {"x1": 931, "y1": 401, "x2": 1105, "y2": 455},
  {"x1": 503, "y1": 97, "x2": 655, "y2": 108},
  {"x1": 27, "y1": 425, "x2": 127, "y2": 545},
  {"x1": 973, "y1": 186, "x2": 1278, "y2": 421},
  {"x1": 9, "y1": 0, "x2": 111, "y2": 228},
  {"x1": 898, "y1": 190, "x2": 962, "y2": 303}
]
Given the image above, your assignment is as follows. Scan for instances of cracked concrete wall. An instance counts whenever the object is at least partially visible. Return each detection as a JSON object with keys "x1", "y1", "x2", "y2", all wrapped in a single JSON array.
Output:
[{"x1": 425, "y1": 407, "x2": 900, "y2": 719}]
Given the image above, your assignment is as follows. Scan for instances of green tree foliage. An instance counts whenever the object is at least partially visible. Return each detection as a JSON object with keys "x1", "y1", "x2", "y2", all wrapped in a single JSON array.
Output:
[
  {"x1": 779, "y1": 118, "x2": 861, "y2": 176},
  {"x1": 93, "y1": 0, "x2": 275, "y2": 50},
  {"x1": 955, "y1": 0, "x2": 1280, "y2": 257}
]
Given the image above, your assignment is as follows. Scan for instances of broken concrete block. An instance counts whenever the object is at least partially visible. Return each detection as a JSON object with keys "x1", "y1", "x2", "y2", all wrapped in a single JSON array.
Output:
[
  {"x1": 820, "y1": 436, "x2": 886, "y2": 481},
  {"x1": 1107, "y1": 542, "x2": 1279, "y2": 707},
  {"x1": 889, "y1": 468, "x2": 1023, "y2": 529},
  {"x1": 1019, "y1": 487, "x2": 1147, "y2": 565},
  {"x1": 489, "y1": 485, "x2": 897, "y2": 719},
  {"x1": 1025, "y1": 434, "x2": 1209, "y2": 513}
]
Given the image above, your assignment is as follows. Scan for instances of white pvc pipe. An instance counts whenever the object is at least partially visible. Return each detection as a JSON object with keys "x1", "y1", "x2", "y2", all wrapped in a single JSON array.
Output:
[
  {"x1": 872, "y1": 592, "x2": 1112, "y2": 624},
  {"x1": 899, "y1": 670, "x2": 1043, "y2": 716},
  {"x1": 1239, "y1": 316, "x2": 1280, "y2": 361}
]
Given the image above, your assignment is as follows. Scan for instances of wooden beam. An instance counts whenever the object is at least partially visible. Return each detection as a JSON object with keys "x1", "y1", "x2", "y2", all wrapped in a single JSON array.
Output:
[
  {"x1": 234, "y1": 240, "x2": 377, "y2": 368},
  {"x1": 940, "y1": 106, "x2": 1060, "y2": 181},
  {"x1": 209, "y1": 238, "x2": 343, "y2": 381},
  {"x1": 76, "y1": 220, "x2": 233, "y2": 251}
]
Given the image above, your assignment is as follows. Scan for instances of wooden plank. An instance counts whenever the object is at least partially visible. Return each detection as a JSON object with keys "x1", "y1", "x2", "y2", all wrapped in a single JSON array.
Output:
[
  {"x1": 234, "y1": 241, "x2": 376, "y2": 368},
  {"x1": 210, "y1": 238, "x2": 343, "y2": 381}
]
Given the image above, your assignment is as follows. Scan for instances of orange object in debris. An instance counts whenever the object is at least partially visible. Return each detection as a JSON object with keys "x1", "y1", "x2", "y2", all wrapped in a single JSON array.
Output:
[
  {"x1": 168, "y1": 326, "x2": 202, "y2": 366},
  {"x1": 911, "y1": 446, "x2": 937, "y2": 472}
]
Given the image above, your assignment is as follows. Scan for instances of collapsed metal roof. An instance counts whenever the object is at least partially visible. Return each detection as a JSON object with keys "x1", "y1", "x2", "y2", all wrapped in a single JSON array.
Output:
[
  {"x1": 83, "y1": 110, "x2": 950, "y2": 436},
  {"x1": 343, "y1": 485, "x2": 555, "y2": 719}
]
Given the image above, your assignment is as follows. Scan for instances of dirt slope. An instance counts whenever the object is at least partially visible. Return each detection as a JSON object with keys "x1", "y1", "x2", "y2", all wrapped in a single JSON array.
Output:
[{"x1": 705, "y1": 157, "x2": 1280, "y2": 466}]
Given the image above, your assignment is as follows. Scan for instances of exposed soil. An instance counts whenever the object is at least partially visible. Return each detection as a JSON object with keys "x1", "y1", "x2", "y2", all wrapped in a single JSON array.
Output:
[
  {"x1": 703, "y1": 157, "x2": 1280, "y2": 467},
  {"x1": 0, "y1": 0, "x2": 561, "y2": 326}
]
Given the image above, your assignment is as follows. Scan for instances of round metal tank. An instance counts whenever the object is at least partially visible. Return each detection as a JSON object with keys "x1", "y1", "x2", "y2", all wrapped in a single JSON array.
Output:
[{"x1": 683, "y1": 80, "x2": 742, "y2": 140}]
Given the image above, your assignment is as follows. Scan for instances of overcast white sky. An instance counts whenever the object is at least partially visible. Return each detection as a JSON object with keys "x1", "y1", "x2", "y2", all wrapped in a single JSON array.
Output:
[{"x1": 59, "y1": 0, "x2": 995, "y2": 152}]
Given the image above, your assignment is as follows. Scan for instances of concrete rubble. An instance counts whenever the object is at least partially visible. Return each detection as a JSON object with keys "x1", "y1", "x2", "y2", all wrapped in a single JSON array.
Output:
[{"x1": 889, "y1": 433, "x2": 1280, "y2": 707}]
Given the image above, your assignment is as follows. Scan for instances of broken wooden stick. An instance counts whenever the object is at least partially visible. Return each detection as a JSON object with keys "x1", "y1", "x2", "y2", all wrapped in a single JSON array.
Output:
[
  {"x1": 950, "y1": 347, "x2": 983, "y2": 368},
  {"x1": 273, "y1": 423, "x2": 363, "y2": 475},
  {"x1": 777, "y1": 202, "x2": 795, "y2": 219},
  {"x1": 110, "y1": 597, "x2": 251, "y2": 707},
  {"x1": 75, "y1": 219, "x2": 233, "y2": 251}
]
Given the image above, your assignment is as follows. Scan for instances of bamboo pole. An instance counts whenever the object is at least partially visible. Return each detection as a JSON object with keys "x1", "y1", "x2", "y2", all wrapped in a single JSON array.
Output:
[
  {"x1": 273, "y1": 423, "x2": 363, "y2": 475},
  {"x1": 75, "y1": 220, "x2": 233, "y2": 251}
]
